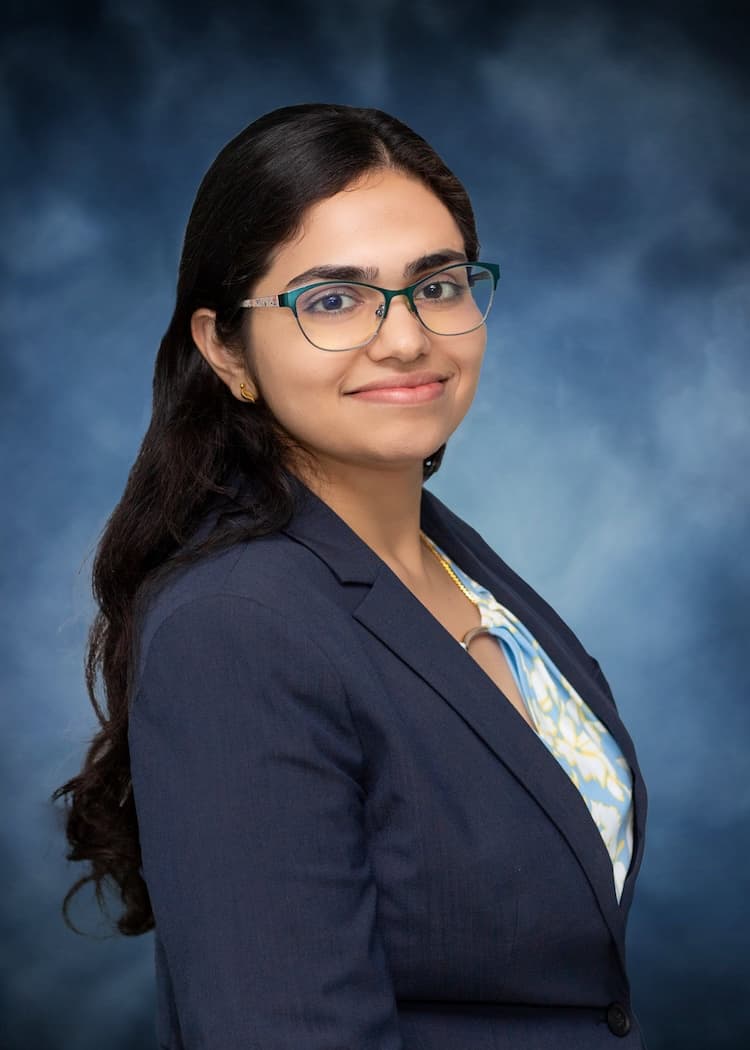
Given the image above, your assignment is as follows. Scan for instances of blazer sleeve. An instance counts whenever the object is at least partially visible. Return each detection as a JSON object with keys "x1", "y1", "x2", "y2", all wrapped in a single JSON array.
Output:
[{"x1": 128, "y1": 593, "x2": 404, "y2": 1050}]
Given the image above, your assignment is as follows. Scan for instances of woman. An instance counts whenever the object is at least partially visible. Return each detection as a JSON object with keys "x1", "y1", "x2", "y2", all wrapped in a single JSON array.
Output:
[{"x1": 53, "y1": 103, "x2": 648, "y2": 1049}]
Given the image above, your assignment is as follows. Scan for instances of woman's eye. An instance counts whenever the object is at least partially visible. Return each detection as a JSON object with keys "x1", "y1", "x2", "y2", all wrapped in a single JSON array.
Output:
[
  {"x1": 304, "y1": 288, "x2": 360, "y2": 313},
  {"x1": 416, "y1": 279, "x2": 462, "y2": 301}
]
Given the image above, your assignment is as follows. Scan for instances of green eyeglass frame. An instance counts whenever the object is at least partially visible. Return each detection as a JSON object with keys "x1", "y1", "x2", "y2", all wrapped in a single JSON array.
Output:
[{"x1": 238, "y1": 261, "x2": 501, "y2": 351}]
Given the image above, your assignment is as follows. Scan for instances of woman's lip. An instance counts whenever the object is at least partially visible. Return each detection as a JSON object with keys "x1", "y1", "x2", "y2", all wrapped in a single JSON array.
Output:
[{"x1": 347, "y1": 380, "x2": 447, "y2": 404}]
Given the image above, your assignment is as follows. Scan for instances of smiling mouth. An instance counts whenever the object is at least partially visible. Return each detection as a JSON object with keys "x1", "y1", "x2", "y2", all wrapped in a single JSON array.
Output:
[
  {"x1": 347, "y1": 375, "x2": 450, "y2": 395},
  {"x1": 346, "y1": 379, "x2": 448, "y2": 403}
]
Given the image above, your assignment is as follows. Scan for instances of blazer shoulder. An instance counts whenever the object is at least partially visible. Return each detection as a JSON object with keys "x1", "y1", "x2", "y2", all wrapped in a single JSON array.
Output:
[{"x1": 132, "y1": 529, "x2": 340, "y2": 681}]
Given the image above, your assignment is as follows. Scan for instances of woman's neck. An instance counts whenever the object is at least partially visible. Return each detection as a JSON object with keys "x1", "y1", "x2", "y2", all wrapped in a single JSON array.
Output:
[{"x1": 290, "y1": 459, "x2": 433, "y2": 584}]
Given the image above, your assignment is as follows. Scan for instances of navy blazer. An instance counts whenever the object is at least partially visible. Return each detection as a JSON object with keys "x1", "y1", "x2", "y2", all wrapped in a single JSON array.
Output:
[{"x1": 128, "y1": 471, "x2": 648, "y2": 1049}]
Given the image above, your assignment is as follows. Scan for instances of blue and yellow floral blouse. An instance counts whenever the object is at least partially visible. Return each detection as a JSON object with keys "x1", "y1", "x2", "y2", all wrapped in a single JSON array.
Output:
[{"x1": 429, "y1": 539, "x2": 634, "y2": 903}]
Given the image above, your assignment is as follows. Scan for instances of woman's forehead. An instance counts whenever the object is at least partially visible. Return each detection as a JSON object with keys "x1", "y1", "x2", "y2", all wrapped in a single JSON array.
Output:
[{"x1": 267, "y1": 171, "x2": 464, "y2": 283}]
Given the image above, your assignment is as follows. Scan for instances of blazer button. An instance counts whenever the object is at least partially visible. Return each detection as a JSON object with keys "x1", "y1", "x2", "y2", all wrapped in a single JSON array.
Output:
[{"x1": 606, "y1": 1002, "x2": 631, "y2": 1037}]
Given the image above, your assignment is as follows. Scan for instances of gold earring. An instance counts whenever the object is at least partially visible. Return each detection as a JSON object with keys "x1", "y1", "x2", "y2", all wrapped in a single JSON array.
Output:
[{"x1": 239, "y1": 382, "x2": 257, "y2": 403}]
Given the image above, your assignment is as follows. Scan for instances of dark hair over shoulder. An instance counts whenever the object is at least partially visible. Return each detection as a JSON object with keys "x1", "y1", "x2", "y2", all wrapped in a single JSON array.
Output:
[{"x1": 51, "y1": 102, "x2": 481, "y2": 936}]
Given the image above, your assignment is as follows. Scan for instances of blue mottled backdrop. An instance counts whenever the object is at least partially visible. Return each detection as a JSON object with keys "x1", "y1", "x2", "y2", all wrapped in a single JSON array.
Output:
[{"x1": 2, "y1": 2, "x2": 748, "y2": 1047}]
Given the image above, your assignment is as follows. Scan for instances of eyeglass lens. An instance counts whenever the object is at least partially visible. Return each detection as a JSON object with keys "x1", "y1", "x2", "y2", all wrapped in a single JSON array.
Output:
[{"x1": 295, "y1": 263, "x2": 495, "y2": 351}]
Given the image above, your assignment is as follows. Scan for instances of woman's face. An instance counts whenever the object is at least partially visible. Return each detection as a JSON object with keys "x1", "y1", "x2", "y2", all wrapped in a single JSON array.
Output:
[{"x1": 236, "y1": 169, "x2": 487, "y2": 480}]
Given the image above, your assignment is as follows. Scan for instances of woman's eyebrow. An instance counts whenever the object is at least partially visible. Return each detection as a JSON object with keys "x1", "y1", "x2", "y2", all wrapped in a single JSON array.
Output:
[{"x1": 283, "y1": 249, "x2": 468, "y2": 290}]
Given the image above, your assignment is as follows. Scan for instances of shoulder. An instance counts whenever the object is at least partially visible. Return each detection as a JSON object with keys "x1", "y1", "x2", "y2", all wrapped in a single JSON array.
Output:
[{"x1": 132, "y1": 529, "x2": 340, "y2": 685}]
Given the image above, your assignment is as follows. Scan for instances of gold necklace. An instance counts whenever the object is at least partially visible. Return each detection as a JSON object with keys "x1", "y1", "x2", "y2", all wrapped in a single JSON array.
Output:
[
  {"x1": 419, "y1": 530, "x2": 477, "y2": 604},
  {"x1": 419, "y1": 530, "x2": 492, "y2": 650},
  {"x1": 419, "y1": 532, "x2": 538, "y2": 729}
]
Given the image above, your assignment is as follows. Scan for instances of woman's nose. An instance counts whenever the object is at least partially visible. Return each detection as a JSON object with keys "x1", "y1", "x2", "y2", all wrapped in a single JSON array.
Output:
[{"x1": 369, "y1": 295, "x2": 429, "y2": 356}]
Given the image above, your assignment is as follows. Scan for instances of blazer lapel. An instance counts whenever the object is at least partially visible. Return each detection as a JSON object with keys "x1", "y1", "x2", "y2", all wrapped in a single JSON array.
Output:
[
  {"x1": 416, "y1": 487, "x2": 648, "y2": 927},
  {"x1": 274, "y1": 472, "x2": 646, "y2": 969}
]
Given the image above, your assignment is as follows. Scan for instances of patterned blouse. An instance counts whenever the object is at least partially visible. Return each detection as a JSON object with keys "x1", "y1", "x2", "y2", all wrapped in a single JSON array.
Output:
[{"x1": 429, "y1": 538, "x2": 634, "y2": 903}]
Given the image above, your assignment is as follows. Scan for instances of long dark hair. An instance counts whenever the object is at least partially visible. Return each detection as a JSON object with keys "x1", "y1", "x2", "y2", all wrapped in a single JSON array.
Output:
[{"x1": 51, "y1": 102, "x2": 481, "y2": 937}]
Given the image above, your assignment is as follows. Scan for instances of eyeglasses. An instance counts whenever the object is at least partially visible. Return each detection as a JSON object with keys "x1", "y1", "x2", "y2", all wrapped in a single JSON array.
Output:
[{"x1": 239, "y1": 261, "x2": 500, "y2": 352}]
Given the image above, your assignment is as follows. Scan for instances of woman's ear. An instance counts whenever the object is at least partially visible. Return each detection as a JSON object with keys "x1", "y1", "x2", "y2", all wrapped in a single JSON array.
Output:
[{"x1": 190, "y1": 308, "x2": 257, "y2": 401}]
